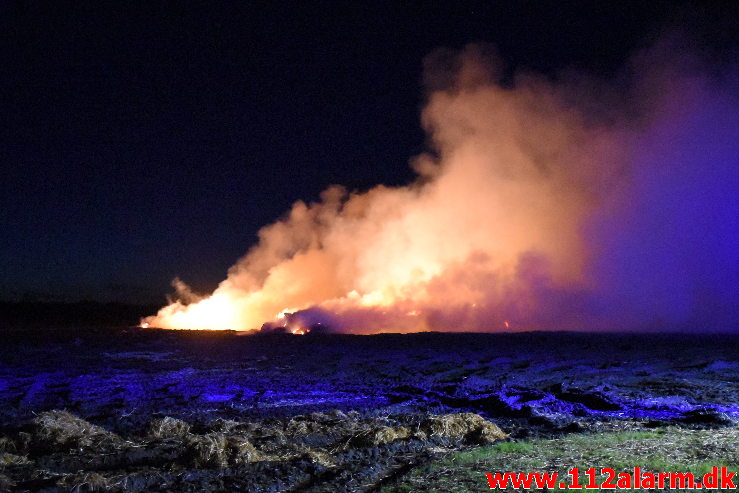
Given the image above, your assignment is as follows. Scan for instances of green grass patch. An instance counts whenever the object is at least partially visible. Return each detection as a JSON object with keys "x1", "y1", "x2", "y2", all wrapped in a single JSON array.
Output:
[{"x1": 381, "y1": 427, "x2": 739, "y2": 492}]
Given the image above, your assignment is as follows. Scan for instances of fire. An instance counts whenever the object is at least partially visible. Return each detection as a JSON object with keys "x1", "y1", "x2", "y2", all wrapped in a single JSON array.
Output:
[
  {"x1": 146, "y1": 292, "x2": 238, "y2": 330},
  {"x1": 141, "y1": 42, "x2": 738, "y2": 334}
]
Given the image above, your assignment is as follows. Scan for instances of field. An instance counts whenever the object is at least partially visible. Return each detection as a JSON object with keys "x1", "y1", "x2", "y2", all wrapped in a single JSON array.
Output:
[{"x1": 0, "y1": 328, "x2": 737, "y2": 492}]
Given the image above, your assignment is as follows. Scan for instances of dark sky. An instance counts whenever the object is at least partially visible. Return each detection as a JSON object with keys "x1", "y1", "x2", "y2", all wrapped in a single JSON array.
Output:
[{"x1": 1, "y1": 2, "x2": 736, "y2": 304}]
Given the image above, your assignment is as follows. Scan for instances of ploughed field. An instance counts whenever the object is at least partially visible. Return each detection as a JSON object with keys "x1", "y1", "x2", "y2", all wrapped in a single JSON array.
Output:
[{"x1": 0, "y1": 329, "x2": 737, "y2": 491}]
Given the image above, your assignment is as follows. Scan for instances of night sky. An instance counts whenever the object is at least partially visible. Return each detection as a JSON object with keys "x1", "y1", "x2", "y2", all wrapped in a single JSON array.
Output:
[{"x1": 1, "y1": 2, "x2": 736, "y2": 304}]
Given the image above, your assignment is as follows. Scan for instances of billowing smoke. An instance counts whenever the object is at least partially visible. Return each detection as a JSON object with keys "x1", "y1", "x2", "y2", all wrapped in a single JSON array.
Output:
[{"x1": 143, "y1": 39, "x2": 738, "y2": 333}]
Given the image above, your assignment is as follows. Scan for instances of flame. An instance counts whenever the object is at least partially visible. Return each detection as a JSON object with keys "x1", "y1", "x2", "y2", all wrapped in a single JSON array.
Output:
[
  {"x1": 142, "y1": 42, "x2": 739, "y2": 333},
  {"x1": 147, "y1": 292, "x2": 238, "y2": 330}
]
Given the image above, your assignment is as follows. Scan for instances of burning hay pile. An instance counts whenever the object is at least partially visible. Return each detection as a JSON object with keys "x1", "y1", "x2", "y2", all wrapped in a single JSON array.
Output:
[{"x1": 0, "y1": 409, "x2": 506, "y2": 492}]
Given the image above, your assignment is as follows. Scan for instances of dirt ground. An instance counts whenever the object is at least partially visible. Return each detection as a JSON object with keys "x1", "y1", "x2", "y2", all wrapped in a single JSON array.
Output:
[{"x1": 0, "y1": 328, "x2": 737, "y2": 491}]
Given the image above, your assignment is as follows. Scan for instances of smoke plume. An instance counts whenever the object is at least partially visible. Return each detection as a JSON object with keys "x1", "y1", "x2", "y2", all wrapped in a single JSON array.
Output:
[{"x1": 144, "y1": 40, "x2": 739, "y2": 333}]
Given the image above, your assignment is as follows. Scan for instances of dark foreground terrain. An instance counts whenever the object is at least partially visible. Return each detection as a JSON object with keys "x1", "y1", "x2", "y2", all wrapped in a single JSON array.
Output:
[{"x1": 0, "y1": 328, "x2": 737, "y2": 491}]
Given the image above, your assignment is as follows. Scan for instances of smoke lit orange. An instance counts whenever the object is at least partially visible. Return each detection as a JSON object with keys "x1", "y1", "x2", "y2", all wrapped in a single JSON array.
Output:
[{"x1": 142, "y1": 42, "x2": 739, "y2": 334}]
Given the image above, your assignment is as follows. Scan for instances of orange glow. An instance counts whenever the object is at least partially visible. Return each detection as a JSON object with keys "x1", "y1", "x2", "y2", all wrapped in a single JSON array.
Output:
[
  {"x1": 141, "y1": 43, "x2": 725, "y2": 334},
  {"x1": 140, "y1": 46, "x2": 591, "y2": 333}
]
